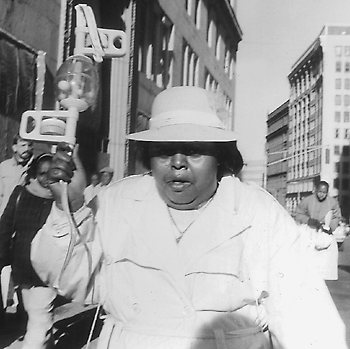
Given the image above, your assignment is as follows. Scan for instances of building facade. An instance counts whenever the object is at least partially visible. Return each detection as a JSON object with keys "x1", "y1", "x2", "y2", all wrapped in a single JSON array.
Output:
[
  {"x1": 0, "y1": 0, "x2": 242, "y2": 180},
  {"x1": 266, "y1": 100, "x2": 289, "y2": 207},
  {"x1": 129, "y1": 0, "x2": 242, "y2": 174},
  {"x1": 287, "y1": 25, "x2": 350, "y2": 217}
]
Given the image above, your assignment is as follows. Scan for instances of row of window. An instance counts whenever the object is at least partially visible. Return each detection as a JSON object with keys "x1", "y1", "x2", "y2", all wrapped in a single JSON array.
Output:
[
  {"x1": 335, "y1": 128, "x2": 350, "y2": 139},
  {"x1": 287, "y1": 163, "x2": 320, "y2": 180},
  {"x1": 335, "y1": 46, "x2": 350, "y2": 57},
  {"x1": 334, "y1": 145, "x2": 350, "y2": 155},
  {"x1": 335, "y1": 94, "x2": 350, "y2": 106},
  {"x1": 185, "y1": 0, "x2": 235, "y2": 76},
  {"x1": 335, "y1": 78, "x2": 350, "y2": 89},
  {"x1": 335, "y1": 61, "x2": 350, "y2": 73},
  {"x1": 334, "y1": 111, "x2": 350, "y2": 122}
]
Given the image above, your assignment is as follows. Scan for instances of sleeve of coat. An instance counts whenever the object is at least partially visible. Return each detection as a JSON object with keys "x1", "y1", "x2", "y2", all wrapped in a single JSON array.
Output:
[
  {"x1": 263, "y1": 198, "x2": 347, "y2": 349},
  {"x1": 329, "y1": 197, "x2": 342, "y2": 232},
  {"x1": 31, "y1": 203, "x2": 103, "y2": 304},
  {"x1": 0, "y1": 186, "x2": 21, "y2": 268}
]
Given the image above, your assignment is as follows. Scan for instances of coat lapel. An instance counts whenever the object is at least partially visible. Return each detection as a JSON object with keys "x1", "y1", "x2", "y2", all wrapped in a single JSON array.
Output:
[
  {"x1": 179, "y1": 176, "x2": 251, "y2": 273},
  {"x1": 124, "y1": 181, "x2": 187, "y2": 293}
]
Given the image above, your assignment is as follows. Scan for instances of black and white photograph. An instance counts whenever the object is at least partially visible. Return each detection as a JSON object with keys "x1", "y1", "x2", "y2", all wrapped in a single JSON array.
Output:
[{"x1": 1, "y1": 1, "x2": 350, "y2": 348}]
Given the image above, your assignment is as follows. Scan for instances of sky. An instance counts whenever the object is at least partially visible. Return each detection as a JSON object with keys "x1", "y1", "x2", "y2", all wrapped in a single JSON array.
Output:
[{"x1": 234, "y1": 0, "x2": 350, "y2": 166}]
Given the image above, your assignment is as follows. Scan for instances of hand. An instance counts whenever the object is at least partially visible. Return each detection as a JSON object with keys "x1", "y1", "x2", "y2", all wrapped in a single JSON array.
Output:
[
  {"x1": 48, "y1": 143, "x2": 86, "y2": 212},
  {"x1": 324, "y1": 210, "x2": 333, "y2": 227},
  {"x1": 307, "y1": 218, "x2": 321, "y2": 230}
]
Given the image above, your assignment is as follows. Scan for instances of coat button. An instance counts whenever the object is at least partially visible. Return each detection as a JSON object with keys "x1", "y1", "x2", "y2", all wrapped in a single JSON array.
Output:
[{"x1": 132, "y1": 303, "x2": 141, "y2": 313}]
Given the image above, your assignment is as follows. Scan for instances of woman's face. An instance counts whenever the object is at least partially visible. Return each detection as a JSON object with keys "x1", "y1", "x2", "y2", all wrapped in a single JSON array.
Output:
[
  {"x1": 150, "y1": 142, "x2": 218, "y2": 210},
  {"x1": 36, "y1": 160, "x2": 51, "y2": 189}
]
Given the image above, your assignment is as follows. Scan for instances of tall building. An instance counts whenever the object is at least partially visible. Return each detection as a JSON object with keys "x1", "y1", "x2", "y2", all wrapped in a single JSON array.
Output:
[
  {"x1": 287, "y1": 25, "x2": 350, "y2": 216},
  {"x1": 266, "y1": 100, "x2": 289, "y2": 207},
  {"x1": 0, "y1": 0, "x2": 242, "y2": 180}
]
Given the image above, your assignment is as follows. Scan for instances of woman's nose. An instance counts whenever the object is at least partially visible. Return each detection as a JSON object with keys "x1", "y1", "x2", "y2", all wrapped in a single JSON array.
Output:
[{"x1": 171, "y1": 153, "x2": 188, "y2": 169}]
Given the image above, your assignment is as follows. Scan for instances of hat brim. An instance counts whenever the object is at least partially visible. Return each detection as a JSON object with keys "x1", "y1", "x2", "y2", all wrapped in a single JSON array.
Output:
[{"x1": 127, "y1": 124, "x2": 237, "y2": 142}]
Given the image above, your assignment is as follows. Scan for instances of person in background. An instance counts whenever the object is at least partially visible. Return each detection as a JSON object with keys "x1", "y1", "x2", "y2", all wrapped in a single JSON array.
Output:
[
  {"x1": 0, "y1": 135, "x2": 34, "y2": 321},
  {"x1": 84, "y1": 172, "x2": 101, "y2": 205},
  {"x1": 0, "y1": 135, "x2": 34, "y2": 217},
  {"x1": 31, "y1": 87, "x2": 346, "y2": 349},
  {"x1": 99, "y1": 167, "x2": 114, "y2": 186},
  {"x1": 294, "y1": 181, "x2": 342, "y2": 280},
  {"x1": 97, "y1": 167, "x2": 114, "y2": 197},
  {"x1": 0, "y1": 154, "x2": 56, "y2": 348},
  {"x1": 294, "y1": 181, "x2": 341, "y2": 232}
]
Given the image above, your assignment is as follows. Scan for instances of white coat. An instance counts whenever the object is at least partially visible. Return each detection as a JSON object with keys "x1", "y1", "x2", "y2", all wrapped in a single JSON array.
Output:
[{"x1": 31, "y1": 175, "x2": 347, "y2": 349}]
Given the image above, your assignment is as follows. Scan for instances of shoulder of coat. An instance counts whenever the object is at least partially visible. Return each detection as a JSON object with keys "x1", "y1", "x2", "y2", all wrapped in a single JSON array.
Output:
[
  {"x1": 102, "y1": 173, "x2": 154, "y2": 201},
  {"x1": 223, "y1": 176, "x2": 283, "y2": 213}
]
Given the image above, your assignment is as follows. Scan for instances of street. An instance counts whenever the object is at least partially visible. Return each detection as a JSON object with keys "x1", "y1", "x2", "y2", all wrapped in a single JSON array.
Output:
[
  {"x1": 2, "y1": 239, "x2": 350, "y2": 349},
  {"x1": 327, "y1": 237, "x2": 350, "y2": 346}
]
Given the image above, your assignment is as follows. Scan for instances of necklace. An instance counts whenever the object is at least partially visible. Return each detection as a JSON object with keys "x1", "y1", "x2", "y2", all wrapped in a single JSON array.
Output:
[{"x1": 167, "y1": 197, "x2": 214, "y2": 243}]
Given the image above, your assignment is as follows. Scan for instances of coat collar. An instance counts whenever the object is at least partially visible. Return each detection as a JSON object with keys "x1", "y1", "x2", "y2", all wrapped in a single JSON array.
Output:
[{"x1": 121, "y1": 175, "x2": 251, "y2": 286}]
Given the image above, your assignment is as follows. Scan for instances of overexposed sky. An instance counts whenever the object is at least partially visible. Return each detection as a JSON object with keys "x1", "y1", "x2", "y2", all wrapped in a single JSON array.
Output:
[{"x1": 234, "y1": 0, "x2": 350, "y2": 164}]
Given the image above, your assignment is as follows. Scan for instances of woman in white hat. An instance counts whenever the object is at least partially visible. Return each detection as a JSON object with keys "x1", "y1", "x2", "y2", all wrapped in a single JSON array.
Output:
[{"x1": 31, "y1": 87, "x2": 346, "y2": 349}]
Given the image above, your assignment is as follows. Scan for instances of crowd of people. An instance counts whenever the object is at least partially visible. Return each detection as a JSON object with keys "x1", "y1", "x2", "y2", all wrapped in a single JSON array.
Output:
[{"x1": 0, "y1": 86, "x2": 349, "y2": 349}]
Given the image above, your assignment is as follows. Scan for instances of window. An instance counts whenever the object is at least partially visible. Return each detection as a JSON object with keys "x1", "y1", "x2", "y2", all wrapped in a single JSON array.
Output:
[
  {"x1": 335, "y1": 78, "x2": 342, "y2": 89},
  {"x1": 346, "y1": 62, "x2": 350, "y2": 72},
  {"x1": 335, "y1": 128, "x2": 340, "y2": 138},
  {"x1": 186, "y1": 0, "x2": 193, "y2": 16},
  {"x1": 335, "y1": 111, "x2": 341, "y2": 122},
  {"x1": 346, "y1": 128, "x2": 350, "y2": 139},
  {"x1": 215, "y1": 34, "x2": 222, "y2": 60},
  {"x1": 335, "y1": 95, "x2": 342, "y2": 105},
  {"x1": 344, "y1": 145, "x2": 350, "y2": 156},
  {"x1": 345, "y1": 78, "x2": 350, "y2": 89},
  {"x1": 345, "y1": 95, "x2": 350, "y2": 106},
  {"x1": 342, "y1": 178, "x2": 349, "y2": 190},
  {"x1": 343, "y1": 162, "x2": 350, "y2": 174},
  {"x1": 345, "y1": 111, "x2": 350, "y2": 122},
  {"x1": 336, "y1": 61, "x2": 342, "y2": 72},
  {"x1": 335, "y1": 162, "x2": 340, "y2": 172},
  {"x1": 345, "y1": 46, "x2": 350, "y2": 56},
  {"x1": 194, "y1": 0, "x2": 201, "y2": 29},
  {"x1": 335, "y1": 145, "x2": 340, "y2": 155},
  {"x1": 335, "y1": 46, "x2": 342, "y2": 56},
  {"x1": 334, "y1": 178, "x2": 340, "y2": 189},
  {"x1": 207, "y1": 19, "x2": 214, "y2": 47}
]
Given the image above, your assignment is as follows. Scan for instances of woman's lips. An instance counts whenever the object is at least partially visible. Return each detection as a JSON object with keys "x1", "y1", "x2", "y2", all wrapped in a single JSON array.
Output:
[{"x1": 167, "y1": 180, "x2": 191, "y2": 191}]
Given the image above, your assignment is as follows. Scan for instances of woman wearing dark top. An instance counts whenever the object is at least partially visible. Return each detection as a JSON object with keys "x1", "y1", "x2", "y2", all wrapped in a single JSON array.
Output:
[{"x1": 0, "y1": 153, "x2": 56, "y2": 349}]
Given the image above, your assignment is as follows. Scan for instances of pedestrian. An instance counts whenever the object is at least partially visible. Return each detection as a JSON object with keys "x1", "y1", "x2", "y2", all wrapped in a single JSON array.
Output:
[
  {"x1": 295, "y1": 181, "x2": 342, "y2": 280},
  {"x1": 0, "y1": 134, "x2": 34, "y2": 320},
  {"x1": 0, "y1": 135, "x2": 34, "y2": 217},
  {"x1": 84, "y1": 172, "x2": 101, "y2": 205},
  {"x1": 98, "y1": 167, "x2": 114, "y2": 196},
  {"x1": 32, "y1": 86, "x2": 346, "y2": 349},
  {"x1": 0, "y1": 153, "x2": 56, "y2": 348}
]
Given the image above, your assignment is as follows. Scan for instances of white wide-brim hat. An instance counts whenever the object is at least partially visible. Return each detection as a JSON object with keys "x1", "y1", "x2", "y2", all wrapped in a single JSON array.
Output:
[{"x1": 127, "y1": 86, "x2": 238, "y2": 142}]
